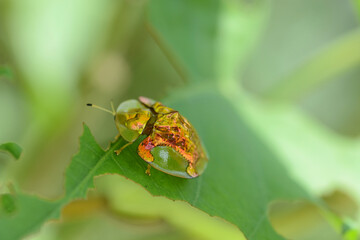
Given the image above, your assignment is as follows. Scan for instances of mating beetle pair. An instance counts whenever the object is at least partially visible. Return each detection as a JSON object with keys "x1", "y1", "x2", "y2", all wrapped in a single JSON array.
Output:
[{"x1": 88, "y1": 97, "x2": 208, "y2": 178}]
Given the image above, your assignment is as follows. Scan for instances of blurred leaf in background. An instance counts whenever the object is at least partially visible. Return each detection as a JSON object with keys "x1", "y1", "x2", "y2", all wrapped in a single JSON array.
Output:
[
  {"x1": 0, "y1": 142, "x2": 22, "y2": 160},
  {"x1": 0, "y1": 65, "x2": 13, "y2": 80}
]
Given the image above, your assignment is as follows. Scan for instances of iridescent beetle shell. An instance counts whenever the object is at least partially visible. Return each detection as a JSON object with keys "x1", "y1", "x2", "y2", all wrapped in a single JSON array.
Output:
[{"x1": 114, "y1": 96, "x2": 208, "y2": 178}]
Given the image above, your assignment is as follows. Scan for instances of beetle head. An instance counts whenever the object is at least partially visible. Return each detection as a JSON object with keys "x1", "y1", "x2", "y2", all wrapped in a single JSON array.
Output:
[{"x1": 115, "y1": 99, "x2": 152, "y2": 142}]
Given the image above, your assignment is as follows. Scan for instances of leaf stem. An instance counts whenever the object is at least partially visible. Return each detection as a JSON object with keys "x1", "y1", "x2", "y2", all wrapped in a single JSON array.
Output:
[
  {"x1": 146, "y1": 23, "x2": 188, "y2": 84},
  {"x1": 266, "y1": 29, "x2": 360, "y2": 101}
]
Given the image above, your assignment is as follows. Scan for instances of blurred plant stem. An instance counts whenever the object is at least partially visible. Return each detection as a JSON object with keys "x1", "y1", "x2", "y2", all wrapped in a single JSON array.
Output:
[
  {"x1": 0, "y1": 0, "x2": 125, "y2": 188},
  {"x1": 269, "y1": 191, "x2": 359, "y2": 240},
  {"x1": 266, "y1": 29, "x2": 360, "y2": 101},
  {"x1": 146, "y1": 23, "x2": 188, "y2": 84},
  {"x1": 354, "y1": 0, "x2": 360, "y2": 20},
  {"x1": 216, "y1": 0, "x2": 269, "y2": 87},
  {"x1": 107, "y1": 0, "x2": 147, "y2": 55},
  {"x1": 147, "y1": 0, "x2": 269, "y2": 87},
  {"x1": 321, "y1": 209, "x2": 359, "y2": 240}
]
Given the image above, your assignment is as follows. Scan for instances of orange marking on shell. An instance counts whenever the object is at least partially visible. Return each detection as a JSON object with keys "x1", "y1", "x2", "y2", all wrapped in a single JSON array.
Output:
[
  {"x1": 138, "y1": 136, "x2": 155, "y2": 162},
  {"x1": 137, "y1": 101, "x2": 205, "y2": 168}
]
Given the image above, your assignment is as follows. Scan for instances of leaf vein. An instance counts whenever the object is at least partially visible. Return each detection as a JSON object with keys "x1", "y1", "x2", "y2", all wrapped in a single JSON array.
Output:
[{"x1": 248, "y1": 210, "x2": 267, "y2": 238}]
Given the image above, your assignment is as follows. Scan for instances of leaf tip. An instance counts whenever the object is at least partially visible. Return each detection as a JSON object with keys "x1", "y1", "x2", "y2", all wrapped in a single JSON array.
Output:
[{"x1": 0, "y1": 142, "x2": 22, "y2": 160}]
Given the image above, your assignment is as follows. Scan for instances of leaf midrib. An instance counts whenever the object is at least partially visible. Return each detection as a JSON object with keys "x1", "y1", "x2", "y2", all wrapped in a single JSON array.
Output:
[
  {"x1": 11, "y1": 140, "x2": 123, "y2": 240},
  {"x1": 64, "y1": 140, "x2": 123, "y2": 201}
]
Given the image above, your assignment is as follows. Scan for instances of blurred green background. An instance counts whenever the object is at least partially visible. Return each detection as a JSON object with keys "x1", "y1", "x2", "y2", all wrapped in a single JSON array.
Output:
[{"x1": 0, "y1": 0, "x2": 360, "y2": 239}]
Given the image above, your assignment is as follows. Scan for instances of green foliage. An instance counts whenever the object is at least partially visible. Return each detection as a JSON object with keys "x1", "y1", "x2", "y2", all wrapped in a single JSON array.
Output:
[
  {"x1": 98, "y1": 175, "x2": 247, "y2": 240},
  {"x1": 0, "y1": 114, "x2": 309, "y2": 240},
  {"x1": 0, "y1": 142, "x2": 22, "y2": 160},
  {"x1": 148, "y1": 0, "x2": 219, "y2": 82},
  {"x1": 243, "y1": 0, "x2": 360, "y2": 97},
  {"x1": 148, "y1": 0, "x2": 267, "y2": 83},
  {"x1": 0, "y1": 194, "x2": 17, "y2": 215},
  {"x1": 0, "y1": 0, "x2": 359, "y2": 239},
  {"x1": 267, "y1": 30, "x2": 360, "y2": 100},
  {"x1": 0, "y1": 194, "x2": 59, "y2": 240},
  {"x1": 0, "y1": 66, "x2": 12, "y2": 79}
]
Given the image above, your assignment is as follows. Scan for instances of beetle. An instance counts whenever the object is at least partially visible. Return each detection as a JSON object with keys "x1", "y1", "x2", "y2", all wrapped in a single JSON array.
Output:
[{"x1": 87, "y1": 96, "x2": 208, "y2": 178}]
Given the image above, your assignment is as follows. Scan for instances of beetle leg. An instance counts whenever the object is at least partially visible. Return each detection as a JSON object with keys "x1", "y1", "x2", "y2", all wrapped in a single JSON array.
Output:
[
  {"x1": 114, "y1": 133, "x2": 121, "y2": 141},
  {"x1": 145, "y1": 164, "x2": 151, "y2": 176},
  {"x1": 115, "y1": 141, "x2": 134, "y2": 155}
]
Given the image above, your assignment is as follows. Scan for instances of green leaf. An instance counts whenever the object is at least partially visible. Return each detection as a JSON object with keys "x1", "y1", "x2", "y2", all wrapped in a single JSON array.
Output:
[
  {"x1": 98, "y1": 175, "x2": 247, "y2": 240},
  {"x1": 0, "y1": 194, "x2": 17, "y2": 215},
  {"x1": 0, "y1": 142, "x2": 22, "y2": 160},
  {"x1": 0, "y1": 89, "x2": 318, "y2": 240},
  {"x1": 147, "y1": 0, "x2": 267, "y2": 83},
  {"x1": 243, "y1": 0, "x2": 359, "y2": 95},
  {"x1": 148, "y1": 0, "x2": 219, "y2": 82},
  {"x1": 0, "y1": 66, "x2": 13, "y2": 79},
  {"x1": 215, "y1": 0, "x2": 268, "y2": 84},
  {"x1": 267, "y1": 29, "x2": 360, "y2": 100},
  {"x1": 0, "y1": 194, "x2": 59, "y2": 240},
  {"x1": 239, "y1": 96, "x2": 360, "y2": 201}
]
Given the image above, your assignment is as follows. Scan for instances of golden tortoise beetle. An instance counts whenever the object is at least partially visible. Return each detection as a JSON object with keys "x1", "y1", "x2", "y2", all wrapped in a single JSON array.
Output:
[{"x1": 87, "y1": 96, "x2": 208, "y2": 178}]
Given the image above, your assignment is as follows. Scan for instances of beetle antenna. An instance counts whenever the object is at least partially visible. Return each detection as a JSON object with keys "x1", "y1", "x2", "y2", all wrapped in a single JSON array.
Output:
[
  {"x1": 110, "y1": 100, "x2": 115, "y2": 115},
  {"x1": 86, "y1": 103, "x2": 115, "y2": 116}
]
